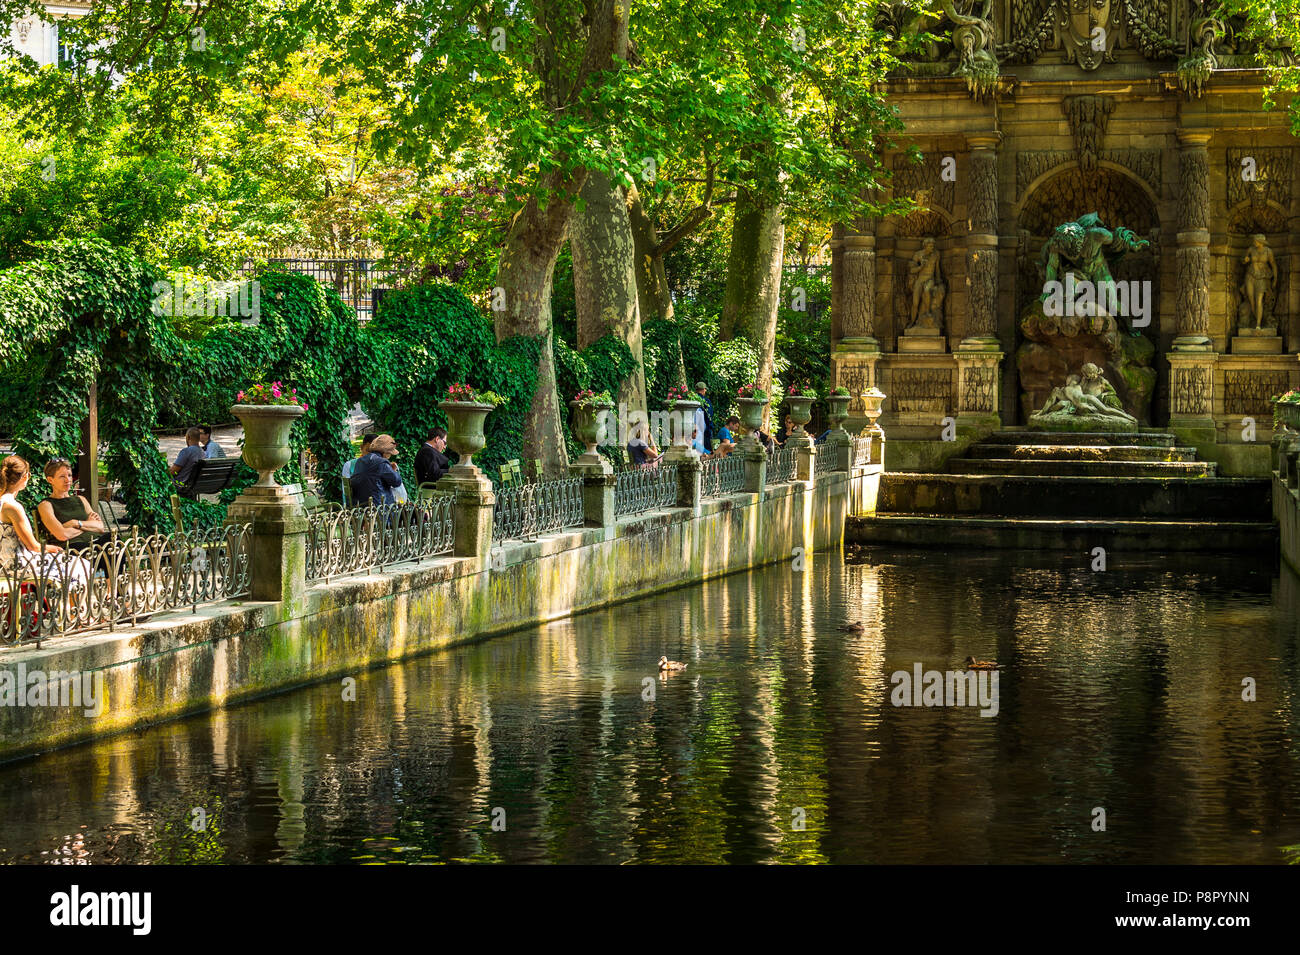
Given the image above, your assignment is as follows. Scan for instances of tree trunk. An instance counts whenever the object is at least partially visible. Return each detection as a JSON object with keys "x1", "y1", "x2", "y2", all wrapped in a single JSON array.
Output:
[
  {"x1": 571, "y1": 171, "x2": 648, "y2": 415},
  {"x1": 627, "y1": 184, "x2": 675, "y2": 324},
  {"x1": 494, "y1": 171, "x2": 584, "y2": 478},
  {"x1": 719, "y1": 196, "x2": 785, "y2": 416}
]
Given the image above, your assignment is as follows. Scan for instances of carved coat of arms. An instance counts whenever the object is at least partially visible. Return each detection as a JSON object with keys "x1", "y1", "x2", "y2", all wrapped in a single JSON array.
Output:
[{"x1": 1056, "y1": 0, "x2": 1118, "y2": 70}]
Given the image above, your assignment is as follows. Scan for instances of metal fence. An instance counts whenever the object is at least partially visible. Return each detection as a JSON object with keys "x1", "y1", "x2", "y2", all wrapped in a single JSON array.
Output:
[
  {"x1": 853, "y1": 435, "x2": 872, "y2": 466},
  {"x1": 492, "y1": 478, "x2": 584, "y2": 542},
  {"x1": 240, "y1": 257, "x2": 417, "y2": 323},
  {"x1": 306, "y1": 497, "x2": 455, "y2": 582},
  {"x1": 1, "y1": 524, "x2": 252, "y2": 647},
  {"x1": 700, "y1": 454, "x2": 746, "y2": 498},
  {"x1": 766, "y1": 447, "x2": 798, "y2": 485},
  {"x1": 615, "y1": 463, "x2": 679, "y2": 517},
  {"x1": 814, "y1": 445, "x2": 837, "y2": 475}
]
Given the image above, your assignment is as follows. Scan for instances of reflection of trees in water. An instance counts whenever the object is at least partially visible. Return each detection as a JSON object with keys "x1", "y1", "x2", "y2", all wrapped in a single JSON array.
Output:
[{"x1": 0, "y1": 551, "x2": 1295, "y2": 864}]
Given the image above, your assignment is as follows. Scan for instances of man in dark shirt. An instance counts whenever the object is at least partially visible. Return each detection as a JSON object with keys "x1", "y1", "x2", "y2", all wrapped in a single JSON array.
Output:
[
  {"x1": 170, "y1": 428, "x2": 207, "y2": 490},
  {"x1": 414, "y1": 427, "x2": 451, "y2": 486},
  {"x1": 349, "y1": 434, "x2": 404, "y2": 506}
]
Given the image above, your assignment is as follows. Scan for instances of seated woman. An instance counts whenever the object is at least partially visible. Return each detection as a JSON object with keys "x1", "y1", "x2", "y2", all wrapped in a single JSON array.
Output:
[
  {"x1": 37, "y1": 458, "x2": 109, "y2": 551},
  {"x1": 1, "y1": 456, "x2": 90, "y2": 586},
  {"x1": 626, "y1": 421, "x2": 661, "y2": 467}
]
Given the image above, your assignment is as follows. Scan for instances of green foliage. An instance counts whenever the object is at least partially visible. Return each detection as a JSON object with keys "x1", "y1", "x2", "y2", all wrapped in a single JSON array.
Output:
[
  {"x1": 0, "y1": 240, "x2": 359, "y2": 530},
  {"x1": 358, "y1": 283, "x2": 540, "y2": 482}
]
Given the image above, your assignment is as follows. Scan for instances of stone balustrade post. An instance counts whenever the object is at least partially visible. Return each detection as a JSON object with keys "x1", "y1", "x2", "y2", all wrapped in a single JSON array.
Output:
[
  {"x1": 825, "y1": 429, "x2": 851, "y2": 471},
  {"x1": 226, "y1": 484, "x2": 309, "y2": 609},
  {"x1": 437, "y1": 462, "x2": 495, "y2": 565},
  {"x1": 572, "y1": 456, "x2": 615, "y2": 533},
  {"x1": 797, "y1": 444, "x2": 815, "y2": 482},
  {"x1": 740, "y1": 437, "x2": 767, "y2": 495},
  {"x1": 663, "y1": 445, "x2": 703, "y2": 515}
]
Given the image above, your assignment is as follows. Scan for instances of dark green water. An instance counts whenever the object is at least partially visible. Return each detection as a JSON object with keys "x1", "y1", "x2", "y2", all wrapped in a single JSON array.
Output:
[{"x1": 1, "y1": 547, "x2": 1298, "y2": 864}]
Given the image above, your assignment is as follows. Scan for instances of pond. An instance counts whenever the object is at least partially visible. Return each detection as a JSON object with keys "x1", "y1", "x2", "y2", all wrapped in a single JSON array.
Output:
[{"x1": 1, "y1": 546, "x2": 1297, "y2": 864}]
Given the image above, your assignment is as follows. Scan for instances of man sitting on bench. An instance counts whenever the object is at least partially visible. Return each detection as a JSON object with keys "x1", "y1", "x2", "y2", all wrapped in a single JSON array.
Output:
[{"x1": 170, "y1": 428, "x2": 206, "y2": 490}]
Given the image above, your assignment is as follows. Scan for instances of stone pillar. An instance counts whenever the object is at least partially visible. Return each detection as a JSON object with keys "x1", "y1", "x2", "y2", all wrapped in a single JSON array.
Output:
[
  {"x1": 438, "y1": 461, "x2": 495, "y2": 564},
  {"x1": 226, "y1": 484, "x2": 308, "y2": 609},
  {"x1": 572, "y1": 456, "x2": 614, "y2": 533},
  {"x1": 954, "y1": 349, "x2": 1004, "y2": 430},
  {"x1": 796, "y1": 444, "x2": 815, "y2": 482},
  {"x1": 833, "y1": 227, "x2": 883, "y2": 434},
  {"x1": 825, "y1": 428, "x2": 851, "y2": 471},
  {"x1": 740, "y1": 439, "x2": 767, "y2": 494},
  {"x1": 960, "y1": 133, "x2": 1002, "y2": 354},
  {"x1": 1173, "y1": 131, "x2": 1214, "y2": 353},
  {"x1": 663, "y1": 445, "x2": 702, "y2": 515}
]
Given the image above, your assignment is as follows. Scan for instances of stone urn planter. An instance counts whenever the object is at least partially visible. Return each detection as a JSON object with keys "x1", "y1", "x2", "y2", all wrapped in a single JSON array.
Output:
[
  {"x1": 826, "y1": 394, "x2": 851, "y2": 432},
  {"x1": 231, "y1": 403, "x2": 305, "y2": 487},
  {"x1": 1273, "y1": 399, "x2": 1300, "y2": 434},
  {"x1": 671, "y1": 400, "x2": 701, "y2": 447},
  {"x1": 570, "y1": 399, "x2": 614, "y2": 457},
  {"x1": 787, "y1": 394, "x2": 815, "y2": 433},
  {"x1": 438, "y1": 400, "x2": 495, "y2": 471},
  {"x1": 737, "y1": 397, "x2": 768, "y2": 434},
  {"x1": 860, "y1": 387, "x2": 886, "y2": 433}
]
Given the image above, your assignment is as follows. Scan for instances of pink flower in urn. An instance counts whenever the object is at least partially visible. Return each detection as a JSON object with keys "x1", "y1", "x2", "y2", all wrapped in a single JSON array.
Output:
[
  {"x1": 236, "y1": 391, "x2": 245, "y2": 401},
  {"x1": 271, "y1": 384, "x2": 282, "y2": 398}
]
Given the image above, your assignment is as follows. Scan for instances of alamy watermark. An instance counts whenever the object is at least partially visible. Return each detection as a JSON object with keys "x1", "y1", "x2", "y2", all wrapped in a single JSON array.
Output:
[
  {"x1": 1041, "y1": 274, "x2": 1151, "y2": 328},
  {"x1": 890, "y1": 663, "x2": 998, "y2": 717},
  {"x1": 0, "y1": 664, "x2": 103, "y2": 717},
  {"x1": 152, "y1": 276, "x2": 261, "y2": 324}
]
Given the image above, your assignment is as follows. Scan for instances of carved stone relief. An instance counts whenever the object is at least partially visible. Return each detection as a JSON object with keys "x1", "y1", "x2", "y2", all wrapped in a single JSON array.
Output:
[
  {"x1": 965, "y1": 249, "x2": 999, "y2": 338},
  {"x1": 1226, "y1": 147, "x2": 1293, "y2": 210},
  {"x1": 1017, "y1": 149, "x2": 1161, "y2": 200},
  {"x1": 841, "y1": 248, "x2": 876, "y2": 339},
  {"x1": 1062, "y1": 95, "x2": 1115, "y2": 172},
  {"x1": 1019, "y1": 165, "x2": 1157, "y2": 236},
  {"x1": 892, "y1": 153, "x2": 956, "y2": 214},
  {"x1": 1177, "y1": 145, "x2": 1210, "y2": 233}
]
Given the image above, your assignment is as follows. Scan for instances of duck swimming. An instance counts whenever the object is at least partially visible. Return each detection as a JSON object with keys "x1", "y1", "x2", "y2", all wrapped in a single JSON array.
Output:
[
  {"x1": 964, "y1": 656, "x2": 998, "y2": 670},
  {"x1": 837, "y1": 622, "x2": 864, "y2": 633},
  {"x1": 659, "y1": 655, "x2": 687, "y2": 672}
]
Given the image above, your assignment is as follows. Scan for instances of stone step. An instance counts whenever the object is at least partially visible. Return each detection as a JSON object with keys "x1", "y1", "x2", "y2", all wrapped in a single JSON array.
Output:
[
  {"x1": 880, "y1": 473, "x2": 1271, "y2": 521},
  {"x1": 963, "y1": 443, "x2": 1199, "y2": 463},
  {"x1": 847, "y1": 514, "x2": 1278, "y2": 553},
  {"x1": 949, "y1": 458, "x2": 1217, "y2": 478},
  {"x1": 980, "y1": 430, "x2": 1178, "y2": 448}
]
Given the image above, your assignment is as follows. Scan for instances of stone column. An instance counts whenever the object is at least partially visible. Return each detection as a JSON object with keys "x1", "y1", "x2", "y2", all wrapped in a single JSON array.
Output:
[
  {"x1": 1170, "y1": 130, "x2": 1217, "y2": 432},
  {"x1": 573, "y1": 457, "x2": 615, "y2": 534},
  {"x1": 438, "y1": 461, "x2": 495, "y2": 564},
  {"x1": 832, "y1": 226, "x2": 883, "y2": 434},
  {"x1": 740, "y1": 436, "x2": 767, "y2": 495},
  {"x1": 1174, "y1": 131, "x2": 1213, "y2": 352},
  {"x1": 663, "y1": 444, "x2": 703, "y2": 516},
  {"x1": 954, "y1": 350, "x2": 1004, "y2": 430},
  {"x1": 796, "y1": 444, "x2": 815, "y2": 482},
  {"x1": 226, "y1": 484, "x2": 308, "y2": 609},
  {"x1": 960, "y1": 133, "x2": 1002, "y2": 353}
]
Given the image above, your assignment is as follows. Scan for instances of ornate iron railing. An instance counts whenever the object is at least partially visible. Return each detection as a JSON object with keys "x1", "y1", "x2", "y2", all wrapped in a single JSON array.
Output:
[
  {"x1": 765, "y1": 447, "x2": 798, "y2": 485},
  {"x1": 492, "y1": 477, "x2": 584, "y2": 542},
  {"x1": 306, "y1": 497, "x2": 455, "y2": 582},
  {"x1": 614, "y1": 463, "x2": 679, "y2": 517},
  {"x1": 853, "y1": 435, "x2": 872, "y2": 466},
  {"x1": 814, "y1": 445, "x2": 836, "y2": 475},
  {"x1": 700, "y1": 454, "x2": 746, "y2": 498},
  {"x1": 1, "y1": 523, "x2": 252, "y2": 647}
]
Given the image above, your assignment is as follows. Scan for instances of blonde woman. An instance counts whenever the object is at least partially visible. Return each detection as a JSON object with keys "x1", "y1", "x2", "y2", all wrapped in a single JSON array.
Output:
[{"x1": 1, "y1": 456, "x2": 91, "y2": 586}]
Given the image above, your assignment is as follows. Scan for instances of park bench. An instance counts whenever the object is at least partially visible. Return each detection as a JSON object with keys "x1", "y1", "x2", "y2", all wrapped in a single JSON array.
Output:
[{"x1": 177, "y1": 457, "x2": 241, "y2": 499}]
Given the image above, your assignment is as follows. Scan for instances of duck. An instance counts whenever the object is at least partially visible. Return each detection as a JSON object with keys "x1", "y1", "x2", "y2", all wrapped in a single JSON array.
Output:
[
  {"x1": 837, "y1": 622, "x2": 864, "y2": 633},
  {"x1": 964, "y1": 656, "x2": 999, "y2": 670},
  {"x1": 658, "y1": 655, "x2": 687, "y2": 672}
]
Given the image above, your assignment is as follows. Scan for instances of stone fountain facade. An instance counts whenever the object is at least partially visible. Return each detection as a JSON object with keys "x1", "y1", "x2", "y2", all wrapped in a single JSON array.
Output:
[{"x1": 830, "y1": 2, "x2": 1300, "y2": 474}]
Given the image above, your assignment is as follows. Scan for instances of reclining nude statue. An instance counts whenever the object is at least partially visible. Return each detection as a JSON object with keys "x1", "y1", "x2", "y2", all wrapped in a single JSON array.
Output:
[{"x1": 1030, "y1": 362, "x2": 1137, "y2": 429}]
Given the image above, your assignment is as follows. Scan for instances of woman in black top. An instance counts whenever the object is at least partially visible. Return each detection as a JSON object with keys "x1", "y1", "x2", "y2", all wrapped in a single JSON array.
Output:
[{"x1": 36, "y1": 458, "x2": 108, "y2": 550}]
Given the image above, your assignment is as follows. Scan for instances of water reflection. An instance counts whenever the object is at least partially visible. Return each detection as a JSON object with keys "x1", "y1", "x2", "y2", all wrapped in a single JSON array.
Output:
[{"x1": 0, "y1": 547, "x2": 1297, "y2": 864}]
